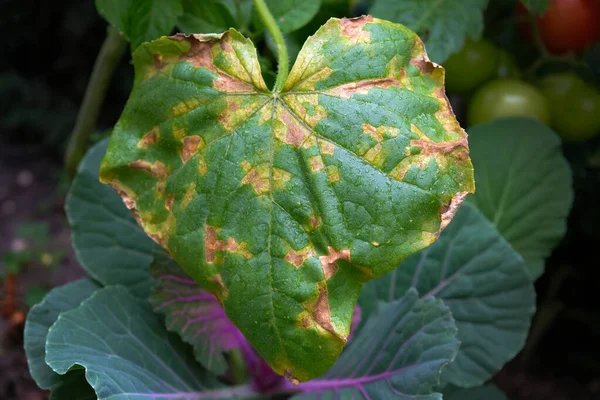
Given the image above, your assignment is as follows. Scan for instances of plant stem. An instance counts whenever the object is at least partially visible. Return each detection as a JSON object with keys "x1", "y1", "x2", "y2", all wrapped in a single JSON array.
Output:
[
  {"x1": 228, "y1": 349, "x2": 248, "y2": 384},
  {"x1": 253, "y1": 0, "x2": 289, "y2": 92},
  {"x1": 64, "y1": 25, "x2": 127, "y2": 179}
]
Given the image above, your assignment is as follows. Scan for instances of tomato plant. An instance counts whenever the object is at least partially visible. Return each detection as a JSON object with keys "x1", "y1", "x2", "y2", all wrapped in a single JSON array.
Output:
[
  {"x1": 540, "y1": 73, "x2": 600, "y2": 141},
  {"x1": 443, "y1": 38, "x2": 499, "y2": 93},
  {"x1": 517, "y1": 0, "x2": 600, "y2": 54},
  {"x1": 468, "y1": 79, "x2": 550, "y2": 126}
]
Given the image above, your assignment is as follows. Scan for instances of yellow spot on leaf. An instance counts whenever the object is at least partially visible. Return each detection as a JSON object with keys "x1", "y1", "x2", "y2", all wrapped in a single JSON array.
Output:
[
  {"x1": 181, "y1": 182, "x2": 197, "y2": 209},
  {"x1": 169, "y1": 98, "x2": 203, "y2": 119},
  {"x1": 198, "y1": 159, "x2": 208, "y2": 176},
  {"x1": 318, "y1": 140, "x2": 335, "y2": 155},
  {"x1": 326, "y1": 165, "x2": 340, "y2": 183},
  {"x1": 308, "y1": 156, "x2": 325, "y2": 172},
  {"x1": 173, "y1": 126, "x2": 186, "y2": 140},
  {"x1": 273, "y1": 168, "x2": 292, "y2": 190}
]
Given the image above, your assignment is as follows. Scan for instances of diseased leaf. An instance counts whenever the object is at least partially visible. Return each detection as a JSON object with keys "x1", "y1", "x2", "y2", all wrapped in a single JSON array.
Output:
[
  {"x1": 521, "y1": 0, "x2": 549, "y2": 13},
  {"x1": 359, "y1": 203, "x2": 535, "y2": 387},
  {"x1": 253, "y1": 0, "x2": 322, "y2": 34},
  {"x1": 24, "y1": 279, "x2": 100, "y2": 396},
  {"x1": 99, "y1": 16, "x2": 474, "y2": 381},
  {"x1": 443, "y1": 384, "x2": 507, "y2": 400},
  {"x1": 178, "y1": 0, "x2": 236, "y2": 34},
  {"x1": 290, "y1": 289, "x2": 459, "y2": 399},
  {"x1": 149, "y1": 254, "x2": 251, "y2": 375},
  {"x1": 66, "y1": 139, "x2": 161, "y2": 298},
  {"x1": 95, "y1": 0, "x2": 183, "y2": 49},
  {"x1": 45, "y1": 286, "x2": 261, "y2": 400},
  {"x1": 370, "y1": 0, "x2": 489, "y2": 63},
  {"x1": 467, "y1": 118, "x2": 573, "y2": 280}
]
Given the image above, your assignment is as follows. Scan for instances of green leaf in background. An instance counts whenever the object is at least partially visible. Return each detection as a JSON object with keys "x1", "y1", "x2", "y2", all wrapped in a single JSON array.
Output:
[
  {"x1": 99, "y1": 17, "x2": 474, "y2": 381},
  {"x1": 24, "y1": 279, "x2": 100, "y2": 397},
  {"x1": 253, "y1": 0, "x2": 322, "y2": 34},
  {"x1": 292, "y1": 289, "x2": 459, "y2": 399},
  {"x1": 360, "y1": 203, "x2": 535, "y2": 387},
  {"x1": 66, "y1": 139, "x2": 160, "y2": 298},
  {"x1": 45, "y1": 286, "x2": 260, "y2": 400},
  {"x1": 149, "y1": 254, "x2": 247, "y2": 375},
  {"x1": 370, "y1": 0, "x2": 489, "y2": 63},
  {"x1": 177, "y1": 0, "x2": 236, "y2": 34},
  {"x1": 520, "y1": 0, "x2": 550, "y2": 14},
  {"x1": 95, "y1": 0, "x2": 183, "y2": 49},
  {"x1": 467, "y1": 118, "x2": 573, "y2": 280},
  {"x1": 443, "y1": 384, "x2": 506, "y2": 400}
]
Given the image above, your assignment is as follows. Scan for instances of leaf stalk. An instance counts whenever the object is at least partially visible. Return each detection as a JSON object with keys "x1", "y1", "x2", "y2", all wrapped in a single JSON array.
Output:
[
  {"x1": 253, "y1": 0, "x2": 289, "y2": 92},
  {"x1": 64, "y1": 25, "x2": 127, "y2": 179}
]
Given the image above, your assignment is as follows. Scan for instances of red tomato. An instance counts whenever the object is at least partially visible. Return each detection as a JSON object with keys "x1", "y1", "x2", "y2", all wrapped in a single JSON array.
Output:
[{"x1": 517, "y1": 0, "x2": 600, "y2": 54}]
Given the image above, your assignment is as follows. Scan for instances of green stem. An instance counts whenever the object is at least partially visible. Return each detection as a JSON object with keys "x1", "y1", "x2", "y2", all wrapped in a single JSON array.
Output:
[
  {"x1": 253, "y1": 0, "x2": 289, "y2": 93},
  {"x1": 65, "y1": 25, "x2": 127, "y2": 179},
  {"x1": 228, "y1": 349, "x2": 248, "y2": 384}
]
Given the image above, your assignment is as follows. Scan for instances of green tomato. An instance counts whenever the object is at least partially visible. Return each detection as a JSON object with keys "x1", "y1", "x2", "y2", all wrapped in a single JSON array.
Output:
[
  {"x1": 539, "y1": 72, "x2": 600, "y2": 141},
  {"x1": 443, "y1": 38, "x2": 499, "y2": 93},
  {"x1": 495, "y1": 50, "x2": 521, "y2": 79},
  {"x1": 468, "y1": 79, "x2": 551, "y2": 126}
]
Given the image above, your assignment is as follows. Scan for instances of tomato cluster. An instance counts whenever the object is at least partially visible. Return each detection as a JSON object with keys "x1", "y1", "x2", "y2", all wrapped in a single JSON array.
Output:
[{"x1": 443, "y1": 0, "x2": 600, "y2": 142}]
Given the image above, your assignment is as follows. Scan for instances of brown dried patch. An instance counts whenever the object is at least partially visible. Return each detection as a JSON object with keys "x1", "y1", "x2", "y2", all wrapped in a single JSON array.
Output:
[
  {"x1": 410, "y1": 136, "x2": 469, "y2": 156},
  {"x1": 278, "y1": 107, "x2": 310, "y2": 148},
  {"x1": 339, "y1": 16, "x2": 373, "y2": 39},
  {"x1": 325, "y1": 78, "x2": 399, "y2": 99},
  {"x1": 439, "y1": 192, "x2": 468, "y2": 233},
  {"x1": 312, "y1": 285, "x2": 336, "y2": 334},
  {"x1": 308, "y1": 156, "x2": 325, "y2": 172},
  {"x1": 318, "y1": 140, "x2": 335, "y2": 155},
  {"x1": 410, "y1": 57, "x2": 437, "y2": 74},
  {"x1": 307, "y1": 215, "x2": 322, "y2": 230},
  {"x1": 242, "y1": 167, "x2": 270, "y2": 195},
  {"x1": 110, "y1": 184, "x2": 137, "y2": 210},
  {"x1": 153, "y1": 53, "x2": 166, "y2": 70},
  {"x1": 319, "y1": 246, "x2": 350, "y2": 279},
  {"x1": 180, "y1": 135, "x2": 205, "y2": 164},
  {"x1": 129, "y1": 160, "x2": 168, "y2": 180},
  {"x1": 137, "y1": 127, "x2": 159, "y2": 149},
  {"x1": 204, "y1": 226, "x2": 252, "y2": 264},
  {"x1": 165, "y1": 195, "x2": 174, "y2": 211},
  {"x1": 300, "y1": 315, "x2": 312, "y2": 329},
  {"x1": 284, "y1": 245, "x2": 316, "y2": 268}
]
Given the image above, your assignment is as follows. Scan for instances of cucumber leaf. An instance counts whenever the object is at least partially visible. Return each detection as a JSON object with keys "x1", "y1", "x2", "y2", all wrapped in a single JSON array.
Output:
[{"x1": 99, "y1": 16, "x2": 474, "y2": 380}]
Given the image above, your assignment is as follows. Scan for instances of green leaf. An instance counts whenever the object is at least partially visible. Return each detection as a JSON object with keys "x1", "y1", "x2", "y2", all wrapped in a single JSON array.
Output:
[
  {"x1": 370, "y1": 0, "x2": 489, "y2": 63},
  {"x1": 253, "y1": 0, "x2": 322, "y2": 34},
  {"x1": 291, "y1": 289, "x2": 459, "y2": 399},
  {"x1": 443, "y1": 384, "x2": 506, "y2": 400},
  {"x1": 178, "y1": 0, "x2": 237, "y2": 34},
  {"x1": 66, "y1": 139, "x2": 160, "y2": 298},
  {"x1": 99, "y1": 17, "x2": 475, "y2": 381},
  {"x1": 149, "y1": 254, "x2": 247, "y2": 375},
  {"x1": 45, "y1": 286, "x2": 260, "y2": 400},
  {"x1": 359, "y1": 203, "x2": 535, "y2": 387},
  {"x1": 24, "y1": 279, "x2": 100, "y2": 395},
  {"x1": 96, "y1": 0, "x2": 183, "y2": 49},
  {"x1": 467, "y1": 118, "x2": 573, "y2": 280},
  {"x1": 521, "y1": 0, "x2": 549, "y2": 14}
]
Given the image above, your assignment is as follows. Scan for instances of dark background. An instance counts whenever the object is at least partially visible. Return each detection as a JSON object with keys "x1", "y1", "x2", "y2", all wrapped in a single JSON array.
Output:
[{"x1": 1, "y1": 1, "x2": 600, "y2": 399}]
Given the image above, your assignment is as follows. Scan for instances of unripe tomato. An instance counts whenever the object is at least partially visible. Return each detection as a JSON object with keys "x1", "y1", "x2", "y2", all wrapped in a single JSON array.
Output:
[
  {"x1": 468, "y1": 79, "x2": 550, "y2": 126},
  {"x1": 517, "y1": 0, "x2": 600, "y2": 54},
  {"x1": 443, "y1": 39, "x2": 499, "y2": 93},
  {"x1": 495, "y1": 50, "x2": 521, "y2": 79},
  {"x1": 539, "y1": 73, "x2": 600, "y2": 141}
]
